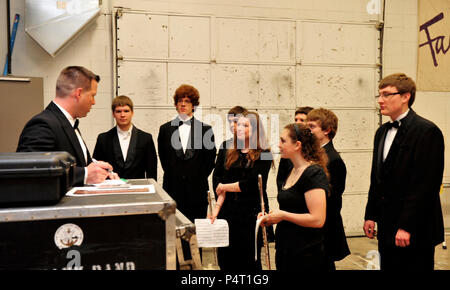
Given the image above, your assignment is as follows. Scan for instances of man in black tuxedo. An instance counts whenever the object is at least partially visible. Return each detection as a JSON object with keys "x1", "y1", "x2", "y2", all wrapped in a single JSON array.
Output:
[
  {"x1": 363, "y1": 73, "x2": 445, "y2": 270},
  {"x1": 158, "y1": 84, "x2": 216, "y2": 222},
  {"x1": 93, "y1": 95, "x2": 157, "y2": 180},
  {"x1": 17, "y1": 66, "x2": 117, "y2": 186},
  {"x1": 307, "y1": 108, "x2": 350, "y2": 270}
]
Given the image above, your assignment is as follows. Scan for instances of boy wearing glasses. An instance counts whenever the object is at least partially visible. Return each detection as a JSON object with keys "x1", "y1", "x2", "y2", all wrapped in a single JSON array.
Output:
[{"x1": 363, "y1": 73, "x2": 445, "y2": 270}]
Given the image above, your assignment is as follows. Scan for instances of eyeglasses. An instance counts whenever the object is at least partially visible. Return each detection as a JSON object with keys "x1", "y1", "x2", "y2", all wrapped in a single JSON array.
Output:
[
  {"x1": 375, "y1": 92, "x2": 402, "y2": 99},
  {"x1": 177, "y1": 98, "x2": 192, "y2": 104}
]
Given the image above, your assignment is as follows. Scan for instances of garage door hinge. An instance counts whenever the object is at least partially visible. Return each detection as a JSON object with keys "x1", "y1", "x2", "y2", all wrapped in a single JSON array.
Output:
[
  {"x1": 116, "y1": 8, "x2": 123, "y2": 19},
  {"x1": 375, "y1": 21, "x2": 384, "y2": 31}
]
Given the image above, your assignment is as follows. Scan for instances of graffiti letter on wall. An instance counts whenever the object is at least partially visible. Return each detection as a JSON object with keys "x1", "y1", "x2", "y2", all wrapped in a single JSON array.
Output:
[{"x1": 419, "y1": 12, "x2": 450, "y2": 67}]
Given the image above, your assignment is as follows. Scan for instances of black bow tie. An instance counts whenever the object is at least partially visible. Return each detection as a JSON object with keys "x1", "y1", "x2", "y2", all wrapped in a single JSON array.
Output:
[
  {"x1": 74, "y1": 119, "x2": 79, "y2": 130},
  {"x1": 179, "y1": 119, "x2": 191, "y2": 126},
  {"x1": 386, "y1": 120, "x2": 400, "y2": 129}
]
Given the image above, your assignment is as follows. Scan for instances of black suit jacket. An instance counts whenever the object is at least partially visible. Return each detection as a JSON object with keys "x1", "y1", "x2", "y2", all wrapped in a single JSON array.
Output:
[
  {"x1": 17, "y1": 101, "x2": 91, "y2": 186},
  {"x1": 323, "y1": 141, "x2": 350, "y2": 261},
  {"x1": 93, "y1": 126, "x2": 157, "y2": 180},
  {"x1": 364, "y1": 109, "x2": 445, "y2": 248},
  {"x1": 157, "y1": 116, "x2": 216, "y2": 222}
]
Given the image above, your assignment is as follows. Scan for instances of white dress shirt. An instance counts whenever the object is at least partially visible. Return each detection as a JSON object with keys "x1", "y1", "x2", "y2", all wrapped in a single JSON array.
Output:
[
  {"x1": 117, "y1": 125, "x2": 133, "y2": 161},
  {"x1": 383, "y1": 109, "x2": 409, "y2": 161},
  {"x1": 178, "y1": 116, "x2": 193, "y2": 153}
]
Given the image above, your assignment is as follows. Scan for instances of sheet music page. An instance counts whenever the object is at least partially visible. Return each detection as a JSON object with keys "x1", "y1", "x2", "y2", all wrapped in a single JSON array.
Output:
[{"x1": 194, "y1": 219, "x2": 229, "y2": 248}]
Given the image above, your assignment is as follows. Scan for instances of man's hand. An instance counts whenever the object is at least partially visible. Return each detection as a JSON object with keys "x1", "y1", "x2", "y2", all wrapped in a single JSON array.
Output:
[
  {"x1": 86, "y1": 161, "x2": 116, "y2": 184},
  {"x1": 395, "y1": 228, "x2": 411, "y2": 247},
  {"x1": 363, "y1": 220, "x2": 377, "y2": 239}
]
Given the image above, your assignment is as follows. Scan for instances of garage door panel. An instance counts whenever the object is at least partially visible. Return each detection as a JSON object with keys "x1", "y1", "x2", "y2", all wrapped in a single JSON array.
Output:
[
  {"x1": 216, "y1": 18, "x2": 259, "y2": 62},
  {"x1": 117, "y1": 61, "x2": 167, "y2": 105},
  {"x1": 213, "y1": 64, "x2": 259, "y2": 106},
  {"x1": 117, "y1": 13, "x2": 168, "y2": 59},
  {"x1": 259, "y1": 66, "x2": 296, "y2": 107},
  {"x1": 258, "y1": 20, "x2": 296, "y2": 62},
  {"x1": 340, "y1": 151, "x2": 372, "y2": 193},
  {"x1": 298, "y1": 21, "x2": 377, "y2": 64},
  {"x1": 297, "y1": 66, "x2": 377, "y2": 107},
  {"x1": 333, "y1": 109, "x2": 377, "y2": 150},
  {"x1": 216, "y1": 18, "x2": 296, "y2": 63},
  {"x1": 169, "y1": 16, "x2": 210, "y2": 60}
]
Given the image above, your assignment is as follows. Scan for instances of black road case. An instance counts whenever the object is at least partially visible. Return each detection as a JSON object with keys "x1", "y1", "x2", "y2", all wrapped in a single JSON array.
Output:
[
  {"x1": 0, "y1": 179, "x2": 177, "y2": 270},
  {"x1": 0, "y1": 152, "x2": 75, "y2": 207}
]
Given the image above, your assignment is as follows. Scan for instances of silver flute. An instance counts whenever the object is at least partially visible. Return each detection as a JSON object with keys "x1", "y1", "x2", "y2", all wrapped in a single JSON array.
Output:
[{"x1": 258, "y1": 174, "x2": 271, "y2": 270}]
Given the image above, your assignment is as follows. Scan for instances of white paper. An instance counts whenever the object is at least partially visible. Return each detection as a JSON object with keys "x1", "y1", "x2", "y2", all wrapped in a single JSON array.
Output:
[
  {"x1": 255, "y1": 217, "x2": 263, "y2": 261},
  {"x1": 194, "y1": 219, "x2": 229, "y2": 248},
  {"x1": 66, "y1": 184, "x2": 155, "y2": 197},
  {"x1": 91, "y1": 179, "x2": 129, "y2": 188}
]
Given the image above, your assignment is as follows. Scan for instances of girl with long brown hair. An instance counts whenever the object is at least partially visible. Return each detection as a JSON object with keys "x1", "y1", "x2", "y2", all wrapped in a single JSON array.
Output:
[{"x1": 211, "y1": 111, "x2": 273, "y2": 270}]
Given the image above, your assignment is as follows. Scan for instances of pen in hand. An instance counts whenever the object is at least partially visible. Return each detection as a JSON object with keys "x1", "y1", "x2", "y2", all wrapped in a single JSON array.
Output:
[{"x1": 92, "y1": 158, "x2": 116, "y2": 175}]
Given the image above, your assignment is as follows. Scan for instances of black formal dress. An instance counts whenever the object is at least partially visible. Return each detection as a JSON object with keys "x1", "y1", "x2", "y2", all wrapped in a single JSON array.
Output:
[
  {"x1": 17, "y1": 101, "x2": 91, "y2": 186},
  {"x1": 364, "y1": 109, "x2": 445, "y2": 270},
  {"x1": 275, "y1": 164, "x2": 329, "y2": 271},
  {"x1": 323, "y1": 141, "x2": 350, "y2": 269},
  {"x1": 213, "y1": 149, "x2": 272, "y2": 270},
  {"x1": 157, "y1": 116, "x2": 216, "y2": 222},
  {"x1": 93, "y1": 126, "x2": 157, "y2": 180},
  {"x1": 217, "y1": 140, "x2": 275, "y2": 242}
]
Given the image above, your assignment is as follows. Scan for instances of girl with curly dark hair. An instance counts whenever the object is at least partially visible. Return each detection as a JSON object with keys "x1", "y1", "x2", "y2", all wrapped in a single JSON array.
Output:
[{"x1": 259, "y1": 123, "x2": 329, "y2": 271}]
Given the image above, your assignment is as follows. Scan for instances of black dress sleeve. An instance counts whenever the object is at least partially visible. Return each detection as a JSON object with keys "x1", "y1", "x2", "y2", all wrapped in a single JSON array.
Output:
[{"x1": 301, "y1": 165, "x2": 330, "y2": 195}]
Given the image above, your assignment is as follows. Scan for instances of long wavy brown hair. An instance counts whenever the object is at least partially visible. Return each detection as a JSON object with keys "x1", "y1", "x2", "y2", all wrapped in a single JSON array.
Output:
[
  {"x1": 285, "y1": 123, "x2": 329, "y2": 178},
  {"x1": 225, "y1": 111, "x2": 272, "y2": 169}
]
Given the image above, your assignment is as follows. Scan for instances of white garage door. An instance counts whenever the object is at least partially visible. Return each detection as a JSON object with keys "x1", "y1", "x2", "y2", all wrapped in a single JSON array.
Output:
[{"x1": 113, "y1": 8, "x2": 381, "y2": 236}]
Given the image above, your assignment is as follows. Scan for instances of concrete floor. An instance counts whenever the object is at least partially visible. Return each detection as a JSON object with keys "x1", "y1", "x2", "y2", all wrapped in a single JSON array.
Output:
[{"x1": 202, "y1": 234, "x2": 450, "y2": 270}]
